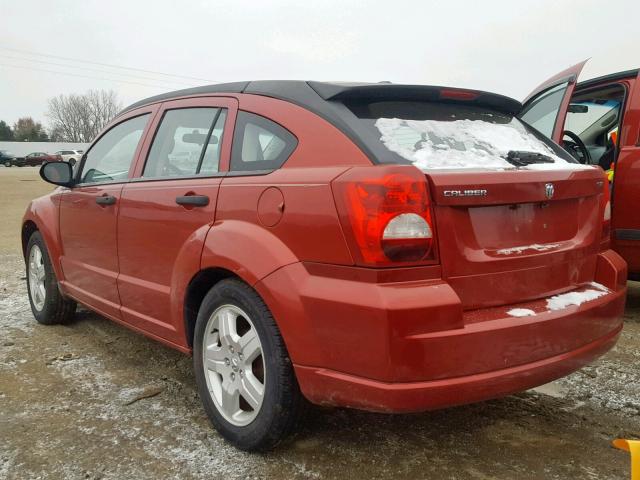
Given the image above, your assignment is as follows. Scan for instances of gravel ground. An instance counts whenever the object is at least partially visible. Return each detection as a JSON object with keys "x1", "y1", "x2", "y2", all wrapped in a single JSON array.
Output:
[{"x1": 1, "y1": 168, "x2": 639, "y2": 479}]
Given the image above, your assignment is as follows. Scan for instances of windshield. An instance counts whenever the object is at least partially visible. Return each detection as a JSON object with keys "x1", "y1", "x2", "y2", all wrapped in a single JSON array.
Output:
[
  {"x1": 564, "y1": 101, "x2": 620, "y2": 137},
  {"x1": 350, "y1": 101, "x2": 582, "y2": 171}
]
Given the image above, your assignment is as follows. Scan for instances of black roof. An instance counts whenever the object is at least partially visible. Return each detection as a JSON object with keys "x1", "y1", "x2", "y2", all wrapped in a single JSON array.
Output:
[
  {"x1": 121, "y1": 80, "x2": 522, "y2": 116},
  {"x1": 120, "y1": 81, "x2": 523, "y2": 165},
  {"x1": 576, "y1": 69, "x2": 639, "y2": 90}
]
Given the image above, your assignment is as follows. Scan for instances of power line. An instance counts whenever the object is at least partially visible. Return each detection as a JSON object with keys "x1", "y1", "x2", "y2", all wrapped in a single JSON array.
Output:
[
  {"x1": 0, "y1": 62, "x2": 183, "y2": 90},
  {"x1": 0, "y1": 46, "x2": 217, "y2": 83},
  {"x1": 0, "y1": 53, "x2": 198, "y2": 87}
]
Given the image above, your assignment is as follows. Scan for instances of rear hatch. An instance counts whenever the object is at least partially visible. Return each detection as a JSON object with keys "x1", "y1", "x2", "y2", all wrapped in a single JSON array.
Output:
[
  {"x1": 339, "y1": 89, "x2": 607, "y2": 309},
  {"x1": 428, "y1": 168, "x2": 604, "y2": 309}
]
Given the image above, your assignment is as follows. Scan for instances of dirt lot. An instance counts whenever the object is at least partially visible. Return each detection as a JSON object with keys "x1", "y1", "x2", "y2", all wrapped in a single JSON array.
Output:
[{"x1": 1, "y1": 167, "x2": 639, "y2": 479}]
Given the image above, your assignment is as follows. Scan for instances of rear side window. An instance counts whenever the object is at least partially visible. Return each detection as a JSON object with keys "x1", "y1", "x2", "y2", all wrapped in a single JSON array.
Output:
[
  {"x1": 349, "y1": 100, "x2": 578, "y2": 171},
  {"x1": 230, "y1": 112, "x2": 297, "y2": 172},
  {"x1": 143, "y1": 107, "x2": 227, "y2": 178},
  {"x1": 80, "y1": 114, "x2": 149, "y2": 184}
]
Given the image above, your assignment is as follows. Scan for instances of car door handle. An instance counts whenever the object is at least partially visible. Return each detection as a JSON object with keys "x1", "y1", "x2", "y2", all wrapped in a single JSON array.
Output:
[
  {"x1": 95, "y1": 195, "x2": 116, "y2": 206},
  {"x1": 176, "y1": 195, "x2": 209, "y2": 207}
]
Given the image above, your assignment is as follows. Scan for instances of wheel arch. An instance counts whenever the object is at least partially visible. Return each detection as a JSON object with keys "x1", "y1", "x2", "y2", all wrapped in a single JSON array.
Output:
[
  {"x1": 181, "y1": 221, "x2": 300, "y2": 349},
  {"x1": 183, "y1": 267, "x2": 240, "y2": 348},
  {"x1": 21, "y1": 220, "x2": 39, "y2": 258},
  {"x1": 21, "y1": 197, "x2": 65, "y2": 282}
]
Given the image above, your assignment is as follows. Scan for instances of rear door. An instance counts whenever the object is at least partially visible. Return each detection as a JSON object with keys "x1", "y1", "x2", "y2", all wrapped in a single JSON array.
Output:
[
  {"x1": 116, "y1": 97, "x2": 237, "y2": 343},
  {"x1": 611, "y1": 70, "x2": 640, "y2": 275},
  {"x1": 519, "y1": 60, "x2": 587, "y2": 143}
]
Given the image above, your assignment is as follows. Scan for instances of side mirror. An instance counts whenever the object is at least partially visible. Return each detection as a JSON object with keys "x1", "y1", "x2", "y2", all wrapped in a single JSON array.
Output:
[{"x1": 40, "y1": 161, "x2": 74, "y2": 187}]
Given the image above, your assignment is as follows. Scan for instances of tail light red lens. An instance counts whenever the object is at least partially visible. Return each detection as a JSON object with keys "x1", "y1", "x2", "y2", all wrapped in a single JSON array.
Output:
[{"x1": 332, "y1": 166, "x2": 437, "y2": 266}]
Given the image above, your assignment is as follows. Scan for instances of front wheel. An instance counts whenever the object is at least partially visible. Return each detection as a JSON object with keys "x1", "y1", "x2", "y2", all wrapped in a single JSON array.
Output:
[
  {"x1": 26, "y1": 232, "x2": 76, "y2": 324},
  {"x1": 193, "y1": 279, "x2": 305, "y2": 451},
  {"x1": 4, "y1": 160, "x2": 11, "y2": 167}
]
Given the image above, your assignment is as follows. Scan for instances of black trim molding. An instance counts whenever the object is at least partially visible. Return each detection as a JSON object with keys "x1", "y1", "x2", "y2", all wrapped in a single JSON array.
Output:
[{"x1": 615, "y1": 229, "x2": 640, "y2": 241}]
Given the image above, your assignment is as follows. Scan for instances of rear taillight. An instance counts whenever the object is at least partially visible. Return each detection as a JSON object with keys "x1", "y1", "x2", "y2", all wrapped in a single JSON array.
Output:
[{"x1": 332, "y1": 166, "x2": 437, "y2": 266}]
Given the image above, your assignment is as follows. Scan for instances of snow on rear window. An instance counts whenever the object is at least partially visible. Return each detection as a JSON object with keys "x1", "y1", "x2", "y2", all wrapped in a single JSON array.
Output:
[{"x1": 375, "y1": 117, "x2": 589, "y2": 171}]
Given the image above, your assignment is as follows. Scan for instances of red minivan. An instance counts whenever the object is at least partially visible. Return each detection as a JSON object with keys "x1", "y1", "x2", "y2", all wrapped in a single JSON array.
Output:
[
  {"x1": 519, "y1": 61, "x2": 640, "y2": 279},
  {"x1": 22, "y1": 80, "x2": 626, "y2": 451}
]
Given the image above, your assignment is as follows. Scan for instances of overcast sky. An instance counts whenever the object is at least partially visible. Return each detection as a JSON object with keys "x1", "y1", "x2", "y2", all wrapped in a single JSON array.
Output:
[{"x1": 2, "y1": 0, "x2": 639, "y2": 128}]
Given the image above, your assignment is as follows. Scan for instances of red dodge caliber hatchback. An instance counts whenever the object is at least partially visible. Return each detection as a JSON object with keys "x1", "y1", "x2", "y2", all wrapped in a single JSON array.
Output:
[{"x1": 23, "y1": 81, "x2": 627, "y2": 451}]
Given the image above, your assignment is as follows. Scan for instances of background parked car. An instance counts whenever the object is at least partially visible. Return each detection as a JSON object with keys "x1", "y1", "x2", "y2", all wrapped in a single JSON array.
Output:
[
  {"x1": 17, "y1": 152, "x2": 64, "y2": 167},
  {"x1": 54, "y1": 150, "x2": 83, "y2": 165},
  {"x1": 0, "y1": 150, "x2": 17, "y2": 167}
]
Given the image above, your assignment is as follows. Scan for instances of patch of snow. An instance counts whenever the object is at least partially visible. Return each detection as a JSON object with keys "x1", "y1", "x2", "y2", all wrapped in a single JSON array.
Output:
[
  {"x1": 589, "y1": 281, "x2": 609, "y2": 292},
  {"x1": 546, "y1": 288, "x2": 608, "y2": 311},
  {"x1": 375, "y1": 117, "x2": 595, "y2": 172},
  {"x1": 507, "y1": 308, "x2": 536, "y2": 317},
  {"x1": 496, "y1": 243, "x2": 561, "y2": 255}
]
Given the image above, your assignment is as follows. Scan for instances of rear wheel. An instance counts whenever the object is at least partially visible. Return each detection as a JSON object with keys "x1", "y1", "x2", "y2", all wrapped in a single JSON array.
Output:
[
  {"x1": 193, "y1": 279, "x2": 305, "y2": 451},
  {"x1": 26, "y1": 232, "x2": 76, "y2": 325},
  {"x1": 4, "y1": 160, "x2": 11, "y2": 167}
]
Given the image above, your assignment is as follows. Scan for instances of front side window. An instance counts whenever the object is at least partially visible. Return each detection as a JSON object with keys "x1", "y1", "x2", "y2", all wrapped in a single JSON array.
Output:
[
  {"x1": 143, "y1": 107, "x2": 226, "y2": 178},
  {"x1": 230, "y1": 112, "x2": 297, "y2": 172},
  {"x1": 519, "y1": 83, "x2": 568, "y2": 138},
  {"x1": 80, "y1": 114, "x2": 149, "y2": 184}
]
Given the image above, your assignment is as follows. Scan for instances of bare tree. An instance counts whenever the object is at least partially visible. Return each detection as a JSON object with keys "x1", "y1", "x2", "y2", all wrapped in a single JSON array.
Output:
[
  {"x1": 46, "y1": 90, "x2": 122, "y2": 142},
  {"x1": 13, "y1": 117, "x2": 49, "y2": 141}
]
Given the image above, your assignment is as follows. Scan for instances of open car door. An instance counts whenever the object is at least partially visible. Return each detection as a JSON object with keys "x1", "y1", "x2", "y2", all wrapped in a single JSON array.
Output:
[
  {"x1": 518, "y1": 60, "x2": 588, "y2": 143},
  {"x1": 610, "y1": 68, "x2": 640, "y2": 277}
]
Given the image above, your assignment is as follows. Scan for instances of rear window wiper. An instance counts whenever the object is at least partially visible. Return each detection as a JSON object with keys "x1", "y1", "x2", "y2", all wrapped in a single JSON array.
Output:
[{"x1": 504, "y1": 150, "x2": 555, "y2": 167}]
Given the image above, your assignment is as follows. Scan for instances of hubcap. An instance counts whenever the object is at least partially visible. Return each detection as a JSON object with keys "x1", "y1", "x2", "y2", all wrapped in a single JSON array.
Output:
[
  {"x1": 28, "y1": 245, "x2": 46, "y2": 311},
  {"x1": 202, "y1": 304, "x2": 265, "y2": 426}
]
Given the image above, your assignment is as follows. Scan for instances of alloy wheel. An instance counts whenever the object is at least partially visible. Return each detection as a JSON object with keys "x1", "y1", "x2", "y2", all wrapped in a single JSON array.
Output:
[
  {"x1": 28, "y1": 245, "x2": 46, "y2": 311},
  {"x1": 202, "y1": 304, "x2": 266, "y2": 426}
]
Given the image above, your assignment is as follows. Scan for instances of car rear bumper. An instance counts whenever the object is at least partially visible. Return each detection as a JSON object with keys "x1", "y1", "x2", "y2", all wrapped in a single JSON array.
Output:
[
  {"x1": 256, "y1": 249, "x2": 627, "y2": 412},
  {"x1": 294, "y1": 324, "x2": 620, "y2": 413}
]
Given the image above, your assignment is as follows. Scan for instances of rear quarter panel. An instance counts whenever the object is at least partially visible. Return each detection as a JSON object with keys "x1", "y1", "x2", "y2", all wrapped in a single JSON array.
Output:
[
  {"x1": 201, "y1": 93, "x2": 373, "y2": 284},
  {"x1": 199, "y1": 94, "x2": 374, "y2": 356}
]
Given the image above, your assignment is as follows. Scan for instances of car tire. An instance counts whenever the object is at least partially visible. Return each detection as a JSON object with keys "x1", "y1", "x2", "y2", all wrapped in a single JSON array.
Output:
[
  {"x1": 193, "y1": 278, "x2": 305, "y2": 451},
  {"x1": 4, "y1": 161, "x2": 11, "y2": 167},
  {"x1": 68, "y1": 158, "x2": 76, "y2": 166},
  {"x1": 26, "y1": 231, "x2": 76, "y2": 325}
]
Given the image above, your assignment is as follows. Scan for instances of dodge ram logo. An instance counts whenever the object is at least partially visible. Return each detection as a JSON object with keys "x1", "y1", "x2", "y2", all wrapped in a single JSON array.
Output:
[{"x1": 545, "y1": 183, "x2": 555, "y2": 199}]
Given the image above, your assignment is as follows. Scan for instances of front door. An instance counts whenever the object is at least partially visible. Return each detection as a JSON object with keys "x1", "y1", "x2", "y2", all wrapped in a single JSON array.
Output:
[
  {"x1": 116, "y1": 97, "x2": 237, "y2": 343},
  {"x1": 611, "y1": 70, "x2": 640, "y2": 276},
  {"x1": 59, "y1": 111, "x2": 154, "y2": 319}
]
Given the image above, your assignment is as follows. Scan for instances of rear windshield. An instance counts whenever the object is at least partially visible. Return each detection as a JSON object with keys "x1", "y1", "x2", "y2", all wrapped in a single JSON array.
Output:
[{"x1": 347, "y1": 101, "x2": 583, "y2": 171}]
